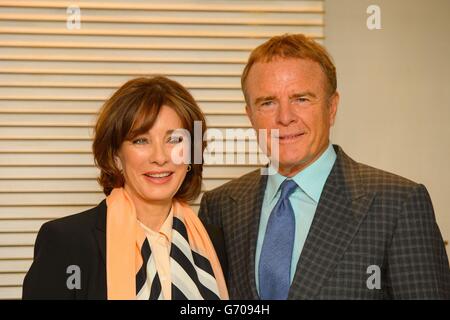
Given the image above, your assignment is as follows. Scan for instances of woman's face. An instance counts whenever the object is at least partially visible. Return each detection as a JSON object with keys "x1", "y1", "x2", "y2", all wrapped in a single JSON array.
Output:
[{"x1": 116, "y1": 105, "x2": 190, "y2": 205}]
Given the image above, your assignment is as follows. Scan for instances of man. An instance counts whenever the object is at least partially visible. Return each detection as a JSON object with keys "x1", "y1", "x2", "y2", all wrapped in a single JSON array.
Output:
[{"x1": 198, "y1": 34, "x2": 450, "y2": 299}]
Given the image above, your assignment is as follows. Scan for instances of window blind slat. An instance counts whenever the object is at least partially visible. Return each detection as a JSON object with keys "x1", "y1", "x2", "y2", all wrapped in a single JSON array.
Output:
[{"x1": 0, "y1": 0, "x2": 324, "y2": 299}]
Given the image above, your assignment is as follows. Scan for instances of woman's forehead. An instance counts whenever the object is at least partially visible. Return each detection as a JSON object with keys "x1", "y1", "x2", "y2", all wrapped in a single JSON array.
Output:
[{"x1": 131, "y1": 105, "x2": 186, "y2": 134}]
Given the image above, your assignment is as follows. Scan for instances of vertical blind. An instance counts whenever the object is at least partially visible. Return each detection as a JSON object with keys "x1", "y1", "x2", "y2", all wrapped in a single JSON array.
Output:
[{"x1": 0, "y1": 0, "x2": 324, "y2": 299}]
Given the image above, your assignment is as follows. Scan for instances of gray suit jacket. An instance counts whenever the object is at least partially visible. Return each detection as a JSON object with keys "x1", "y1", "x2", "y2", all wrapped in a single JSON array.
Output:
[{"x1": 199, "y1": 145, "x2": 450, "y2": 299}]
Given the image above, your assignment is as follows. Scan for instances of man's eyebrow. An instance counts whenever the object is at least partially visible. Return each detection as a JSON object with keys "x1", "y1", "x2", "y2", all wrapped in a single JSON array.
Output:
[
  {"x1": 290, "y1": 91, "x2": 317, "y2": 99},
  {"x1": 254, "y1": 95, "x2": 277, "y2": 105}
]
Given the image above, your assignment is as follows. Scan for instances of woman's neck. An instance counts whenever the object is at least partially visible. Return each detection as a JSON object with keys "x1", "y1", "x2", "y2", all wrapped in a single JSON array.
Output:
[{"x1": 125, "y1": 189, "x2": 172, "y2": 231}]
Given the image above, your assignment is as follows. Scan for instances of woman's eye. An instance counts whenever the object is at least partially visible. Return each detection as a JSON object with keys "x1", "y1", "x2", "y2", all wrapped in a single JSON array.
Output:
[
  {"x1": 168, "y1": 136, "x2": 183, "y2": 144},
  {"x1": 132, "y1": 138, "x2": 147, "y2": 145}
]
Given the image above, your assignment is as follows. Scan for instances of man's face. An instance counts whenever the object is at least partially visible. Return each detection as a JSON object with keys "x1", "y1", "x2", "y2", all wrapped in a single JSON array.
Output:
[{"x1": 245, "y1": 58, "x2": 339, "y2": 177}]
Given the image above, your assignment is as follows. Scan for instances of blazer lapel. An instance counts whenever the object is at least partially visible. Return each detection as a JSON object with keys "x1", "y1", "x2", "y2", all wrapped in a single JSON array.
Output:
[
  {"x1": 229, "y1": 169, "x2": 267, "y2": 299},
  {"x1": 94, "y1": 199, "x2": 107, "y2": 266},
  {"x1": 288, "y1": 146, "x2": 375, "y2": 299}
]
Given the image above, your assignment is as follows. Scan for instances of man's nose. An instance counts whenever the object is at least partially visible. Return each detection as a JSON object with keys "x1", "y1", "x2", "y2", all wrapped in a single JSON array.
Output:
[{"x1": 276, "y1": 100, "x2": 296, "y2": 126}]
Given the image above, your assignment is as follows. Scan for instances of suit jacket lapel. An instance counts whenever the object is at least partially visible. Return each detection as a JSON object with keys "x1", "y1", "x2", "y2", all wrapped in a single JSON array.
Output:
[
  {"x1": 229, "y1": 169, "x2": 267, "y2": 299},
  {"x1": 288, "y1": 146, "x2": 375, "y2": 299}
]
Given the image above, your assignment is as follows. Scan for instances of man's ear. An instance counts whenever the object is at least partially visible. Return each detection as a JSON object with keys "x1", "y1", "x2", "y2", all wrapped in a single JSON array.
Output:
[{"x1": 328, "y1": 91, "x2": 339, "y2": 126}]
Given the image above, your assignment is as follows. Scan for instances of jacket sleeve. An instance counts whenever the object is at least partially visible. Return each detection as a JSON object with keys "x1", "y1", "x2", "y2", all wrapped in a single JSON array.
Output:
[
  {"x1": 198, "y1": 192, "x2": 228, "y2": 281},
  {"x1": 198, "y1": 191, "x2": 212, "y2": 225},
  {"x1": 22, "y1": 222, "x2": 75, "y2": 299},
  {"x1": 386, "y1": 184, "x2": 450, "y2": 299}
]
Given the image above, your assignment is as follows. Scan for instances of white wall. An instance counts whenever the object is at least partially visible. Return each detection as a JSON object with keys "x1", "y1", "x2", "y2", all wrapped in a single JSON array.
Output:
[{"x1": 325, "y1": 0, "x2": 450, "y2": 257}]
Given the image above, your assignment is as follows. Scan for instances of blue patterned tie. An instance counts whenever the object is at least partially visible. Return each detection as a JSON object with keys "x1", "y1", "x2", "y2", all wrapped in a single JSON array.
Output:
[{"x1": 259, "y1": 179, "x2": 297, "y2": 300}]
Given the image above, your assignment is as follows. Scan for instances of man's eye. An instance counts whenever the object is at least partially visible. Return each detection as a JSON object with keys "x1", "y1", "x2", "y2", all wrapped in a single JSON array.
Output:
[
  {"x1": 132, "y1": 138, "x2": 147, "y2": 145},
  {"x1": 261, "y1": 101, "x2": 274, "y2": 107},
  {"x1": 168, "y1": 136, "x2": 183, "y2": 144},
  {"x1": 296, "y1": 97, "x2": 309, "y2": 103}
]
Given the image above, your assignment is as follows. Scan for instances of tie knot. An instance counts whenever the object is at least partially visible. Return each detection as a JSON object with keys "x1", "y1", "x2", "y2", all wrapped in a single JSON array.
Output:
[{"x1": 279, "y1": 179, "x2": 297, "y2": 199}]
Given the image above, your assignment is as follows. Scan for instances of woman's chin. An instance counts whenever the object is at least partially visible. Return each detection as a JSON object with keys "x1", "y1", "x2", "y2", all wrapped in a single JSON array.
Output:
[{"x1": 140, "y1": 190, "x2": 177, "y2": 204}]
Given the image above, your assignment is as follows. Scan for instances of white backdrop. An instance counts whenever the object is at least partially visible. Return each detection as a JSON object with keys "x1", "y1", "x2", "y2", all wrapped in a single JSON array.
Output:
[{"x1": 325, "y1": 0, "x2": 450, "y2": 257}]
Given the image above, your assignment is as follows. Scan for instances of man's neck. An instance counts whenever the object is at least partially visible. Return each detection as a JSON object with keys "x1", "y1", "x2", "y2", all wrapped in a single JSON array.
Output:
[{"x1": 277, "y1": 143, "x2": 331, "y2": 178}]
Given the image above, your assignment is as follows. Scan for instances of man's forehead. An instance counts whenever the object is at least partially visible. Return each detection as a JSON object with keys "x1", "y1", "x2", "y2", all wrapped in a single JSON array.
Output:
[
  {"x1": 252, "y1": 57, "x2": 321, "y2": 69},
  {"x1": 248, "y1": 59, "x2": 326, "y2": 89}
]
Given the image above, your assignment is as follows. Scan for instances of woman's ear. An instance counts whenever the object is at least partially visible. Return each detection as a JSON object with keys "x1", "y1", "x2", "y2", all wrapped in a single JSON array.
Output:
[{"x1": 114, "y1": 155, "x2": 123, "y2": 171}]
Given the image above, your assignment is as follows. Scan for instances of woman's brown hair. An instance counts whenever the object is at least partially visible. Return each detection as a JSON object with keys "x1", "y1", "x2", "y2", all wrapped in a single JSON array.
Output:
[{"x1": 92, "y1": 76, "x2": 207, "y2": 203}]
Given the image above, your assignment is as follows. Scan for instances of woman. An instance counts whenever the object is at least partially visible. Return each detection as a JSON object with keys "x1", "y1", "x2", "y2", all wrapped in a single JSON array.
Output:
[{"x1": 22, "y1": 76, "x2": 228, "y2": 300}]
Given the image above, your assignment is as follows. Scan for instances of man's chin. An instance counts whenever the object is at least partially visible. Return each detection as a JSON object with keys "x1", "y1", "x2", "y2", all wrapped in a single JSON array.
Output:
[{"x1": 273, "y1": 158, "x2": 310, "y2": 176}]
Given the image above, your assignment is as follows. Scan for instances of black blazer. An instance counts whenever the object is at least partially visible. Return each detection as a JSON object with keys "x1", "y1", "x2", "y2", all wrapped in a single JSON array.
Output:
[{"x1": 22, "y1": 200, "x2": 228, "y2": 300}]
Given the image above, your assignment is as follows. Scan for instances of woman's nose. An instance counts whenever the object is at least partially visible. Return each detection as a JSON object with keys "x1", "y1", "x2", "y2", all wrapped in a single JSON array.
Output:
[{"x1": 148, "y1": 141, "x2": 169, "y2": 165}]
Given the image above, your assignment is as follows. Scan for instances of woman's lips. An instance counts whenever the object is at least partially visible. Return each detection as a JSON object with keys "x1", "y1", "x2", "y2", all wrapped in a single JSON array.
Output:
[{"x1": 142, "y1": 171, "x2": 174, "y2": 184}]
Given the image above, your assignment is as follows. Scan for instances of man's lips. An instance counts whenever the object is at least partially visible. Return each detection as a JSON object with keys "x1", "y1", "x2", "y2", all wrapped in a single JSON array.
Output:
[{"x1": 274, "y1": 132, "x2": 305, "y2": 142}]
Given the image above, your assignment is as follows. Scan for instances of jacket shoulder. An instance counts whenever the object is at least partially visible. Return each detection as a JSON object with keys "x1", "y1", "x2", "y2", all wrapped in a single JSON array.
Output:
[
  {"x1": 356, "y1": 161, "x2": 420, "y2": 193},
  {"x1": 39, "y1": 200, "x2": 105, "y2": 239},
  {"x1": 23, "y1": 200, "x2": 107, "y2": 299},
  {"x1": 204, "y1": 168, "x2": 262, "y2": 199},
  {"x1": 333, "y1": 146, "x2": 428, "y2": 208}
]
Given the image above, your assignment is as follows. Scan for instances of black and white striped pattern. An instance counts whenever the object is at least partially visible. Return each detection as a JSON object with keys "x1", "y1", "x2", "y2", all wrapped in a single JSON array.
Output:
[
  {"x1": 136, "y1": 239, "x2": 163, "y2": 300},
  {"x1": 136, "y1": 217, "x2": 220, "y2": 300}
]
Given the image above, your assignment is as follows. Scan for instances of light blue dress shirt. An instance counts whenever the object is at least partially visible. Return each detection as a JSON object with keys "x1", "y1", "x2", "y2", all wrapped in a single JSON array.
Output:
[{"x1": 256, "y1": 143, "x2": 337, "y2": 294}]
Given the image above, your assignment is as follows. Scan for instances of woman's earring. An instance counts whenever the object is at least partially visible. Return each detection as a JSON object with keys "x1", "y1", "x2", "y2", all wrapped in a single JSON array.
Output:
[{"x1": 187, "y1": 165, "x2": 192, "y2": 172}]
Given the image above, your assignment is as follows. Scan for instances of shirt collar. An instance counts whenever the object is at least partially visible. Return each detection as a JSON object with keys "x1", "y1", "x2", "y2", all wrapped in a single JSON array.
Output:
[
  {"x1": 159, "y1": 207, "x2": 173, "y2": 241},
  {"x1": 266, "y1": 143, "x2": 337, "y2": 204},
  {"x1": 138, "y1": 206, "x2": 173, "y2": 242}
]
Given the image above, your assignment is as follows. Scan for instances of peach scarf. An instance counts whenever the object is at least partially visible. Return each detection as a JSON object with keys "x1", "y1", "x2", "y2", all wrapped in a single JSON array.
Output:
[{"x1": 105, "y1": 188, "x2": 228, "y2": 300}]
